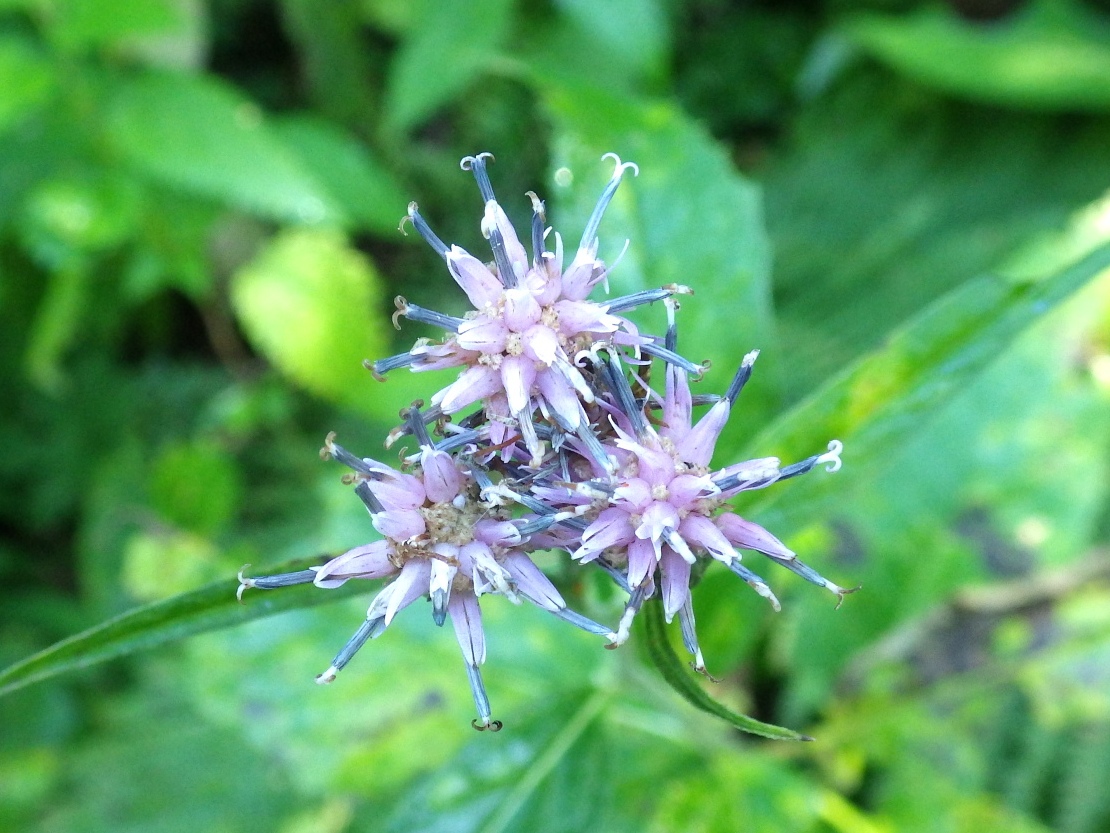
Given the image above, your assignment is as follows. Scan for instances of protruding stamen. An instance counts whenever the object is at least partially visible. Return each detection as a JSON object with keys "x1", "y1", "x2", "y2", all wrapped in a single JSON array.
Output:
[
  {"x1": 464, "y1": 662, "x2": 500, "y2": 731},
  {"x1": 598, "y1": 352, "x2": 648, "y2": 436},
  {"x1": 678, "y1": 597, "x2": 710, "y2": 677},
  {"x1": 727, "y1": 559, "x2": 781, "y2": 612},
  {"x1": 724, "y1": 350, "x2": 760, "y2": 406},
  {"x1": 404, "y1": 202, "x2": 449, "y2": 259},
  {"x1": 366, "y1": 351, "x2": 419, "y2": 379},
  {"x1": 385, "y1": 405, "x2": 445, "y2": 448},
  {"x1": 527, "y1": 190, "x2": 546, "y2": 264},
  {"x1": 394, "y1": 296, "x2": 464, "y2": 332},
  {"x1": 403, "y1": 405, "x2": 434, "y2": 449},
  {"x1": 460, "y1": 153, "x2": 497, "y2": 203},
  {"x1": 548, "y1": 605, "x2": 618, "y2": 640},
  {"x1": 315, "y1": 616, "x2": 386, "y2": 684},
  {"x1": 354, "y1": 481, "x2": 384, "y2": 514},
  {"x1": 663, "y1": 530, "x2": 697, "y2": 564},
  {"x1": 755, "y1": 548, "x2": 854, "y2": 605},
  {"x1": 321, "y1": 432, "x2": 381, "y2": 477},
  {"x1": 575, "y1": 411, "x2": 617, "y2": 474},
  {"x1": 483, "y1": 202, "x2": 519, "y2": 289},
  {"x1": 603, "y1": 286, "x2": 679, "y2": 315},
  {"x1": 435, "y1": 428, "x2": 483, "y2": 455},
  {"x1": 817, "y1": 440, "x2": 843, "y2": 473},
  {"x1": 608, "y1": 582, "x2": 648, "y2": 648},
  {"x1": 778, "y1": 439, "x2": 844, "y2": 481},
  {"x1": 578, "y1": 153, "x2": 639, "y2": 256},
  {"x1": 237, "y1": 566, "x2": 318, "y2": 603},
  {"x1": 639, "y1": 341, "x2": 705, "y2": 376}
]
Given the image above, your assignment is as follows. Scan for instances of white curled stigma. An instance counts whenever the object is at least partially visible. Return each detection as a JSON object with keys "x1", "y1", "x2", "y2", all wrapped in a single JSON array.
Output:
[
  {"x1": 601, "y1": 152, "x2": 640, "y2": 181},
  {"x1": 817, "y1": 440, "x2": 844, "y2": 473}
]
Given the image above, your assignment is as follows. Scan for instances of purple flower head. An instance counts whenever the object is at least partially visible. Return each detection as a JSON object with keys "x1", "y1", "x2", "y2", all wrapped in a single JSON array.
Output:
[
  {"x1": 239, "y1": 412, "x2": 613, "y2": 730},
  {"x1": 532, "y1": 327, "x2": 851, "y2": 674},
  {"x1": 238, "y1": 155, "x2": 857, "y2": 731},
  {"x1": 371, "y1": 153, "x2": 691, "y2": 466}
]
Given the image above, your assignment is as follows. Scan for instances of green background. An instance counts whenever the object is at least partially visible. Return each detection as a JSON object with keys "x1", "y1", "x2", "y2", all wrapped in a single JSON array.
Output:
[{"x1": 3, "y1": 0, "x2": 1110, "y2": 831}]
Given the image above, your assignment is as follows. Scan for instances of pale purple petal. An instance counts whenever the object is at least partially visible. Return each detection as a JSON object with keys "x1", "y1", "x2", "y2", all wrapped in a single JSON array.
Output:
[
  {"x1": 380, "y1": 559, "x2": 432, "y2": 624},
  {"x1": 502, "y1": 551, "x2": 565, "y2": 611},
  {"x1": 313, "y1": 541, "x2": 396, "y2": 588},
  {"x1": 501, "y1": 355, "x2": 537, "y2": 414},
  {"x1": 659, "y1": 547, "x2": 692, "y2": 621},
  {"x1": 486, "y1": 202, "x2": 528, "y2": 281},
  {"x1": 576, "y1": 507, "x2": 634, "y2": 561},
  {"x1": 373, "y1": 508, "x2": 426, "y2": 540},
  {"x1": 448, "y1": 590, "x2": 486, "y2": 665},
  {"x1": 421, "y1": 448, "x2": 461, "y2": 504},
  {"x1": 675, "y1": 400, "x2": 730, "y2": 467},
  {"x1": 559, "y1": 262, "x2": 594, "y2": 302},
  {"x1": 370, "y1": 473, "x2": 425, "y2": 510},
  {"x1": 410, "y1": 341, "x2": 471, "y2": 371},
  {"x1": 612, "y1": 477, "x2": 651, "y2": 510},
  {"x1": 668, "y1": 474, "x2": 714, "y2": 510},
  {"x1": 503, "y1": 287, "x2": 541, "y2": 332},
  {"x1": 537, "y1": 368, "x2": 581, "y2": 431},
  {"x1": 716, "y1": 512, "x2": 794, "y2": 558},
  {"x1": 522, "y1": 324, "x2": 559, "y2": 365},
  {"x1": 679, "y1": 513, "x2": 735, "y2": 562},
  {"x1": 434, "y1": 365, "x2": 503, "y2": 413},
  {"x1": 447, "y1": 245, "x2": 503, "y2": 308},
  {"x1": 474, "y1": 519, "x2": 521, "y2": 547},
  {"x1": 627, "y1": 537, "x2": 657, "y2": 588},
  {"x1": 631, "y1": 443, "x2": 679, "y2": 487},
  {"x1": 716, "y1": 457, "x2": 782, "y2": 494},
  {"x1": 662, "y1": 365, "x2": 692, "y2": 440},
  {"x1": 554, "y1": 299, "x2": 618, "y2": 335},
  {"x1": 456, "y1": 317, "x2": 508, "y2": 353},
  {"x1": 636, "y1": 501, "x2": 680, "y2": 554}
]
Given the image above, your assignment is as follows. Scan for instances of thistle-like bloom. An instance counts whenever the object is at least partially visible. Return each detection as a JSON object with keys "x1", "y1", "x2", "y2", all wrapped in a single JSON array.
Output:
[
  {"x1": 239, "y1": 414, "x2": 613, "y2": 729},
  {"x1": 534, "y1": 317, "x2": 851, "y2": 673},
  {"x1": 239, "y1": 152, "x2": 856, "y2": 731},
  {"x1": 372, "y1": 153, "x2": 692, "y2": 465}
]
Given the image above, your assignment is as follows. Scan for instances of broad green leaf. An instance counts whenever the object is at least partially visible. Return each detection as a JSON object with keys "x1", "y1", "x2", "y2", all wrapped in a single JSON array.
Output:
[
  {"x1": 642, "y1": 599, "x2": 811, "y2": 741},
  {"x1": 382, "y1": 0, "x2": 515, "y2": 133},
  {"x1": 845, "y1": 1, "x2": 1110, "y2": 112},
  {"x1": 230, "y1": 228, "x2": 389, "y2": 412},
  {"x1": 544, "y1": 85, "x2": 776, "y2": 438},
  {"x1": 104, "y1": 72, "x2": 342, "y2": 224},
  {"x1": 0, "y1": 39, "x2": 55, "y2": 132},
  {"x1": 0, "y1": 558, "x2": 359, "y2": 698},
  {"x1": 741, "y1": 242, "x2": 1110, "y2": 526},
  {"x1": 44, "y1": 0, "x2": 184, "y2": 51},
  {"x1": 272, "y1": 115, "x2": 409, "y2": 234},
  {"x1": 521, "y1": 0, "x2": 670, "y2": 92}
]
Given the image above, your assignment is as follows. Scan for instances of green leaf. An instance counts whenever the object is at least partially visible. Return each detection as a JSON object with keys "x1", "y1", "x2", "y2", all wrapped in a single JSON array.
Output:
[
  {"x1": 844, "y1": 1, "x2": 1110, "y2": 112},
  {"x1": 0, "y1": 558, "x2": 360, "y2": 698},
  {"x1": 271, "y1": 115, "x2": 409, "y2": 234},
  {"x1": 104, "y1": 71, "x2": 343, "y2": 223},
  {"x1": 230, "y1": 228, "x2": 389, "y2": 412},
  {"x1": 543, "y1": 85, "x2": 776, "y2": 437},
  {"x1": 642, "y1": 599, "x2": 811, "y2": 741},
  {"x1": 0, "y1": 38, "x2": 55, "y2": 132},
  {"x1": 44, "y1": 0, "x2": 184, "y2": 51},
  {"x1": 742, "y1": 241, "x2": 1110, "y2": 526},
  {"x1": 382, "y1": 0, "x2": 515, "y2": 133}
]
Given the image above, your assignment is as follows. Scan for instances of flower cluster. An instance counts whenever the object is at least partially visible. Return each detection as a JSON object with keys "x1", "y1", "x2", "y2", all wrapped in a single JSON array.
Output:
[{"x1": 240, "y1": 153, "x2": 853, "y2": 730}]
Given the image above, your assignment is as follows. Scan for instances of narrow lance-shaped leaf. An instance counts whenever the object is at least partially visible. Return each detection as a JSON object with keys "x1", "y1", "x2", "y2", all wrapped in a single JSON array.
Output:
[
  {"x1": 740, "y1": 242, "x2": 1110, "y2": 526},
  {"x1": 642, "y1": 599, "x2": 812, "y2": 741},
  {"x1": 0, "y1": 557, "x2": 358, "y2": 698}
]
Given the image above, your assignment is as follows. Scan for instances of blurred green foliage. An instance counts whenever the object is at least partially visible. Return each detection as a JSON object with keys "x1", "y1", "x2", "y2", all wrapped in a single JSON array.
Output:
[{"x1": 3, "y1": 0, "x2": 1110, "y2": 831}]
